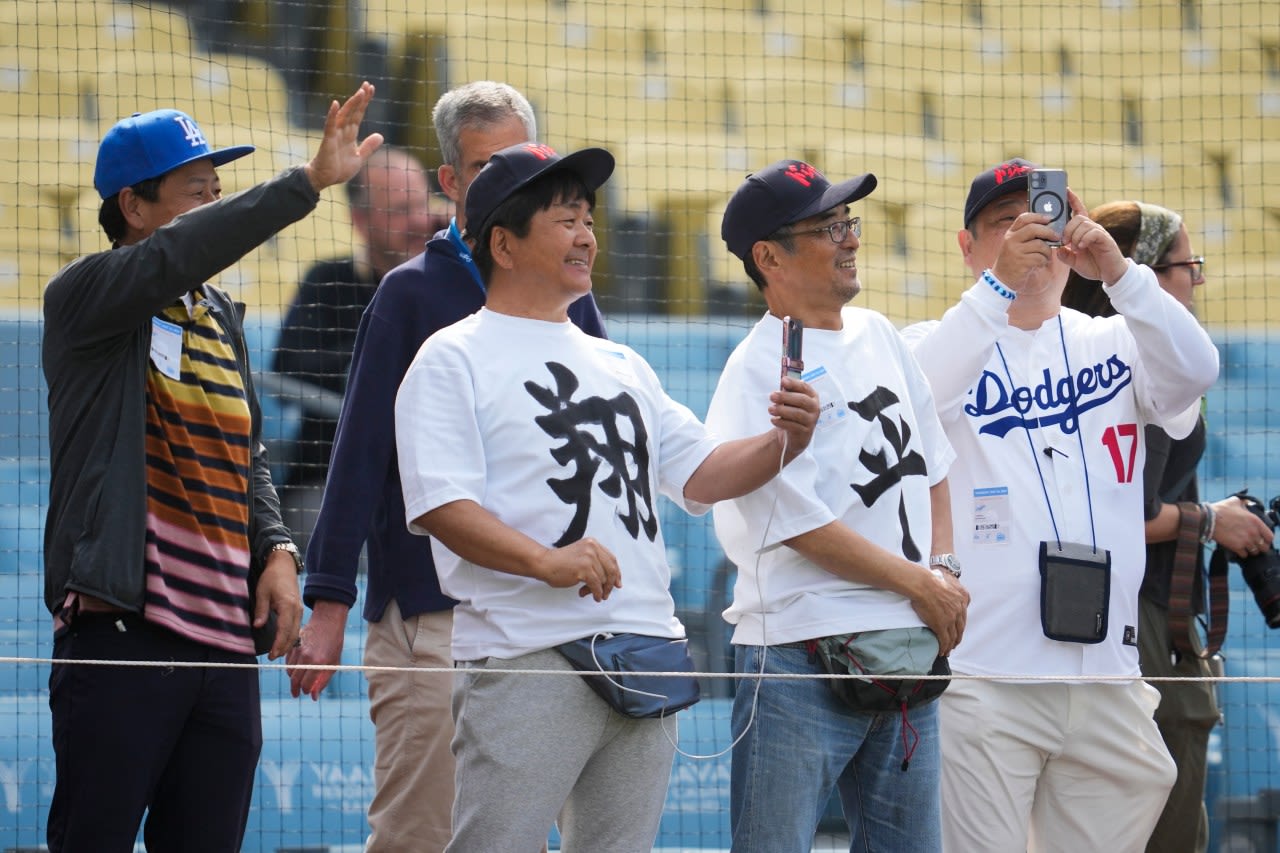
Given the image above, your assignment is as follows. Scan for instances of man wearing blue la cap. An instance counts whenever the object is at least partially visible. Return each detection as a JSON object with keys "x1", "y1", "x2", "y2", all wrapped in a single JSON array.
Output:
[
  {"x1": 393, "y1": 142, "x2": 819, "y2": 852},
  {"x1": 42, "y1": 83, "x2": 383, "y2": 852}
]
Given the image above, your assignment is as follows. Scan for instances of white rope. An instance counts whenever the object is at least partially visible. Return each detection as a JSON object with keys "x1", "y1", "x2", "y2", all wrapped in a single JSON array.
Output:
[{"x1": 1, "y1": 656, "x2": 1271, "y2": 684}]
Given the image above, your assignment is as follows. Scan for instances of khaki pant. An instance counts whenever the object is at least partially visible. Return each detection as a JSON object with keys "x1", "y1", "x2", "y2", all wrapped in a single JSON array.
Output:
[
  {"x1": 940, "y1": 679, "x2": 1176, "y2": 853},
  {"x1": 1138, "y1": 596, "x2": 1220, "y2": 853},
  {"x1": 363, "y1": 603, "x2": 456, "y2": 853}
]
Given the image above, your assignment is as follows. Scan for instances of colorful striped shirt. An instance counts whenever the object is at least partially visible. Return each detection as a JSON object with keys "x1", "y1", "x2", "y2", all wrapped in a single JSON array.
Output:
[{"x1": 142, "y1": 290, "x2": 254, "y2": 653}]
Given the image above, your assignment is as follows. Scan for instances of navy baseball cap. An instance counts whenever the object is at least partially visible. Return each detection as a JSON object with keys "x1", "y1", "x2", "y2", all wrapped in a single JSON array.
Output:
[
  {"x1": 962, "y1": 158, "x2": 1037, "y2": 229},
  {"x1": 721, "y1": 159, "x2": 877, "y2": 260},
  {"x1": 93, "y1": 109, "x2": 255, "y2": 199},
  {"x1": 464, "y1": 142, "x2": 615, "y2": 237}
]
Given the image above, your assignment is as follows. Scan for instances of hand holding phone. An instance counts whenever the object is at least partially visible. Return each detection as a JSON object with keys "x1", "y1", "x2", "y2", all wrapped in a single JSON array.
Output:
[
  {"x1": 781, "y1": 316, "x2": 804, "y2": 386},
  {"x1": 1029, "y1": 169, "x2": 1069, "y2": 247}
]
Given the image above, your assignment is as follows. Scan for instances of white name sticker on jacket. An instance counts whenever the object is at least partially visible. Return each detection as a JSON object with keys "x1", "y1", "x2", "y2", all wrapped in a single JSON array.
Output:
[
  {"x1": 972, "y1": 486, "x2": 1009, "y2": 545},
  {"x1": 150, "y1": 316, "x2": 183, "y2": 381}
]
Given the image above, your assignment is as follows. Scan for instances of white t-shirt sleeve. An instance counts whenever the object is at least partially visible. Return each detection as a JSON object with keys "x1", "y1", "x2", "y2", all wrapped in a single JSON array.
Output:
[
  {"x1": 395, "y1": 334, "x2": 484, "y2": 534},
  {"x1": 707, "y1": 327, "x2": 836, "y2": 552}
]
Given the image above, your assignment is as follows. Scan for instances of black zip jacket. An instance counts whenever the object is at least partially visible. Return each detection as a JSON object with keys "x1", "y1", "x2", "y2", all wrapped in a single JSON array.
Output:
[{"x1": 42, "y1": 166, "x2": 319, "y2": 617}]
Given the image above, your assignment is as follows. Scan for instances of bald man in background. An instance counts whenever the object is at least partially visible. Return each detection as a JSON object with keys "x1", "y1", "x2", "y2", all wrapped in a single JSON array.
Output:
[{"x1": 271, "y1": 145, "x2": 450, "y2": 551}]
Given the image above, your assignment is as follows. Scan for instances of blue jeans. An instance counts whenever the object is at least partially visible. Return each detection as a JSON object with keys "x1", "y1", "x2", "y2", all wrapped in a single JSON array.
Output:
[{"x1": 730, "y1": 644, "x2": 941, "y2": 853}]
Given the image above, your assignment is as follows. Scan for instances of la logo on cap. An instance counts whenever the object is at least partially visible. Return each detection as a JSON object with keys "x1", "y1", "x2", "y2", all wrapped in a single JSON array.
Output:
[{"x1": 173, "y1": 114, "x2": 208, "y2": 149}]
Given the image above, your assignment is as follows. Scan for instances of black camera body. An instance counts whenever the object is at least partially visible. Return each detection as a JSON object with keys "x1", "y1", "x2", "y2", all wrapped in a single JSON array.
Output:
[{"x1": 1232, "y1": 494, "x2": 1280, "y2": 628}]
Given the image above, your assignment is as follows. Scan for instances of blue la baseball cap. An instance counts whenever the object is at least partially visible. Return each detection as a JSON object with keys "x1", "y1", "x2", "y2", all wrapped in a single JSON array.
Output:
[{"x1": 93, "y1": 109, "x2": 255, "y2": 199}]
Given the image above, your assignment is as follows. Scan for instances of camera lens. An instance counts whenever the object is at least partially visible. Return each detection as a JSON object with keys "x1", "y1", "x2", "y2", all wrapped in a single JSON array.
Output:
[{"x1": 1235, "y1": 496, "x2": 1280, "y2": 629}]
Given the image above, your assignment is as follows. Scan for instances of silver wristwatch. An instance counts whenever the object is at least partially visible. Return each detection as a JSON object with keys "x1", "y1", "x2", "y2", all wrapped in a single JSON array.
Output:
[
  {"x1": 928, "y1": 553, "x2": 962, "y2": 579},
  {"x1": 270, "y1": 541, "x2": 304, "y2": 574}
]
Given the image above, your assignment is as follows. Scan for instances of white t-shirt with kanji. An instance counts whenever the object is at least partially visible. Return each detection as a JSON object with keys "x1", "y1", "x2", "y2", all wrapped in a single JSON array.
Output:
[
  {"x1": 707, "y1": 308, "x2": 955, "y2": 646},
  {"x1": 396, "y1": 308, "x2": 720, "y2": 661}
]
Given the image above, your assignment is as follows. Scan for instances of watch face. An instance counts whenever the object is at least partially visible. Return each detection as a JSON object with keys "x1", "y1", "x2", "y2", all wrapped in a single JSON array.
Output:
[{"x1": 931, "y1": 554, "x2": 961, "y2": 577}]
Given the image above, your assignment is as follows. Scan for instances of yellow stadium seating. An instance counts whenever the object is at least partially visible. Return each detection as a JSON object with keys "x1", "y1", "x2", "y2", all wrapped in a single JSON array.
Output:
[
  {"x1": 94, "y1": 50, "x2": 291, "y2": 134},
  {"x1": 3, "y1": 0, "x2": 194, "y2": 58},
  {"x1": 1234, "y1": 140, "x2": 1280, "y2": 213},
  {"x1": 974, "y1": 0, "x2": 1182, "y2": 32},
  {"x1": 533, "y1": 68, "x2": 739, "y2": 148},
  {"x1": 445, "y1": 17, "x2": 595, "y2": 95},
  {"x1": 361, "y1": 1, "x2": 451, "y2": 39},
  {"x1": 1132, "y1": 72, "x2": 1280, "y2": 150},
  {"x1": 610, "y1": 133, "x2": 760, "y2": 213},
  {"x1": 0, "y1": 52, "x2": 87, "y2": 125}
]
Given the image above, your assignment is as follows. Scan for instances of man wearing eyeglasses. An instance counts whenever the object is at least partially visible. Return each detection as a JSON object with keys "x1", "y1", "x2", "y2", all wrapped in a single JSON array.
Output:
[
  {"x1": 902, "y1": 160, "x2": 1221, "y2": 852},
  {"x1": 706, "y1": 159, "x2": 968, "y2": 853}
]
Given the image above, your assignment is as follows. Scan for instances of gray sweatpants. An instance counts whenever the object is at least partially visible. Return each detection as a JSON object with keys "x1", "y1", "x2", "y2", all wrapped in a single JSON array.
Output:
[{"x1": 446, "y1": 647, "x2": 678, "y2": 853}]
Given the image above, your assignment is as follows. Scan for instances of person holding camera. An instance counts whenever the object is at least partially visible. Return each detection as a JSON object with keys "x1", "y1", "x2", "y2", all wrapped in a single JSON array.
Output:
[
  {"x1": 1061, "y1": 200, "x2": 1273, "y2": 853},
  {"x1": 903, "y1": 160, "x2": 1220, "y2": 852}
]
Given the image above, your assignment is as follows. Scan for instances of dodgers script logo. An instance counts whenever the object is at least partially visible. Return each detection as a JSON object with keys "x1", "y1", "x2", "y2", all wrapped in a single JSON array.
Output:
[{"x1": 964, "y1": 354, "x2": 1133, "y2": 438}]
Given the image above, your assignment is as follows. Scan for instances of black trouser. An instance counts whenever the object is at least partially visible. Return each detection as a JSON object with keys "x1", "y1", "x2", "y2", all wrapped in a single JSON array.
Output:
[{"x1": 47, "y1": 613, "x2": 261, "y2": 853}]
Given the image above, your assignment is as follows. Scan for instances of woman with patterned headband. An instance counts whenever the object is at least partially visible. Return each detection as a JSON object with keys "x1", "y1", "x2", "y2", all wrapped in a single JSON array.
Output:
[{"x1": 1062, "y1": 200, "x2": 1273, "y2": 853}]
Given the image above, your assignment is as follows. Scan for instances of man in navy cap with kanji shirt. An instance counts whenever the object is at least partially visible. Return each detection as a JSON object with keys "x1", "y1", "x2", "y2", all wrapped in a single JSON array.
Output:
[
  {"x1": 394, "y1": 142, "x2": 819, "y2": 853},
  {"x1": 708, "y1": 158, "x2": 967, "y2": 853}
]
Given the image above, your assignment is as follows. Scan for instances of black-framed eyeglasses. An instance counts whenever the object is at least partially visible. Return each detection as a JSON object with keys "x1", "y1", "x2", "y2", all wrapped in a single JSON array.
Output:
[
  {"x1": 777, "y1": 216, "x2": 861, "y2": 244},
  {"x1": 1151, "y1": 256, "x2": 1206, "y2": 283}
]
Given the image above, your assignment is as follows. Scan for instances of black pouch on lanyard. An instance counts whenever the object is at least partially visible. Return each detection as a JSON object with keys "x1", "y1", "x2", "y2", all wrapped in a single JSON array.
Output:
[{"x1": 1039, "y1": 541, "x2": 1111, "y2": 644}]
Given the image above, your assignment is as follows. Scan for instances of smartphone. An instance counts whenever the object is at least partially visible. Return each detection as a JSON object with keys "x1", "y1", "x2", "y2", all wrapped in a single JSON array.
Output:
[
  {"x1": 1028, "y1": 168, "x2": 1069, "y2": 247},
  {"x1": 781, "y1": 315, "x2": 804, "y2": 385}
]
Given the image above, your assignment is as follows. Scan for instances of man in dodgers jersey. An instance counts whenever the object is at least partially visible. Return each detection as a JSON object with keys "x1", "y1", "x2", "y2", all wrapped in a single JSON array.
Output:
[
  {"x1": 394, "y1": 142, "x2": 819, "y2": 852},
  {"x1": 903, "y1": 159, "x2": 1218, "y2": 851}
]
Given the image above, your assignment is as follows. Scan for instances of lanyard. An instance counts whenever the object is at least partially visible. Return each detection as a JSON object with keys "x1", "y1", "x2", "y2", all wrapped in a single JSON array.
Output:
[
  {"x1": 994, "y1": 315, "x2": 1100, "y2": 552},
  {"x1": 448, "y1": 218, "x2": 486, "y2": 296}
]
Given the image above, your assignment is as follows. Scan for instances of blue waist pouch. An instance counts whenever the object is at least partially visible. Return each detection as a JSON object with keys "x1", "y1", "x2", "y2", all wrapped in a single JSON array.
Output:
[{"x1": 556, "y1": 632, "x2": 701, "y2": 719}]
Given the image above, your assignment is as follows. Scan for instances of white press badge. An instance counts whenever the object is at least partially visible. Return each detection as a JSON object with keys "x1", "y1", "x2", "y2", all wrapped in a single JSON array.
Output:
[
  {"x1": 802, "y1": 366, "x2": 848, "y2": 430},
  {"x1": 972, "y1": 486, "x2": 1010, "y2": 545},
  {"x1": 150, "y1": 316, "x2": 183, "y2": 381}
]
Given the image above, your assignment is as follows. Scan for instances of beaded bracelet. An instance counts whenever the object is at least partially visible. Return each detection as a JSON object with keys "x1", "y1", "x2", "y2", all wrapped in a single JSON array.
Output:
[
  {"x1": 982, "y1": 269, "x2": 1016, "y2": 301},
  {"x1": 1199, "y1": 501, "x2": 1217, "y2": 545}
]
